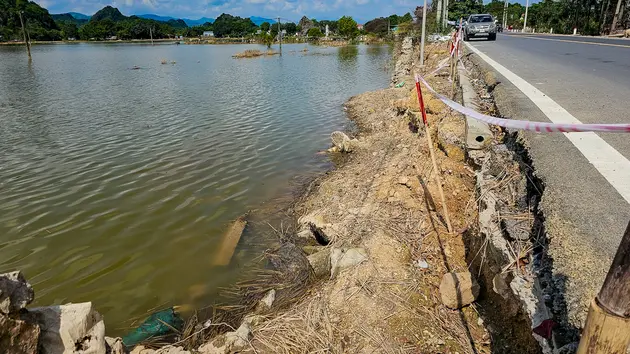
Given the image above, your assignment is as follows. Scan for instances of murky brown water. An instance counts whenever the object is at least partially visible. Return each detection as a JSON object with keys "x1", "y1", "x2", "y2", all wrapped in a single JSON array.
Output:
[{"x1": 0, "y1": 42, "x2": 391, "y2": 331}]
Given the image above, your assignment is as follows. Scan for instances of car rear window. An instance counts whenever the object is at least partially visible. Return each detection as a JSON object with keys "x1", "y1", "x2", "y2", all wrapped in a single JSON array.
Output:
[{"x1": 470, "y1": 16, "x2": 493, "y2": 23}]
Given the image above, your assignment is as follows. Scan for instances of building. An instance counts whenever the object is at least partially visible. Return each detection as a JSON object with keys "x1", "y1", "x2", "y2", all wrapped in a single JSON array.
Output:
[
  {"x1": 357, "y1": 24, "x2": 364, "y2": 31},
  {"x1": 202, "y1": 31, "x2": 215, "y2": 37}
]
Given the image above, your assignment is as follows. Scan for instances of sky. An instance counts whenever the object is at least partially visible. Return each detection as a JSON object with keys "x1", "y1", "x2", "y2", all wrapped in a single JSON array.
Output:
[{"x1": 34, "y1": 0, "x2": 420, "y2": 23}]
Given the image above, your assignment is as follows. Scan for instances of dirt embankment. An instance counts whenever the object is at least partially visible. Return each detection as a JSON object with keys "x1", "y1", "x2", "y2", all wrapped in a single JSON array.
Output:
[
  {"x1": 227, "y1": 41, "x2": 491, "y2": 353},
  {"x1": 124, "y1": 40, "x2": 545, "y2": 354}
]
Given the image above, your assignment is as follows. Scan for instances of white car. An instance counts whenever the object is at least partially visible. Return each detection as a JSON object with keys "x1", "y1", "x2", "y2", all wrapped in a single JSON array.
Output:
[{"x1": 464, "y1": 14, "x2": 497, "y2": 41}]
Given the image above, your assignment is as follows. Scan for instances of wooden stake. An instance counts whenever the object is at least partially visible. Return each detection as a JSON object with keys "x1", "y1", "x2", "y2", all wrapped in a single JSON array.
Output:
[
  {"x1": 414, "y1": 73, "x2": 454, "y2": 234},
  {"x1": 577, "y1": 221, "x2": 630, "y2": 353},
  {"x1": 18, "y1": 11, "x2": 31, "y2": 61}
]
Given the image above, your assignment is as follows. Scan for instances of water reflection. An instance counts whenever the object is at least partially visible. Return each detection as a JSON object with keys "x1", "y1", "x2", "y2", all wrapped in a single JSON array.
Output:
[{"x1": 338, "y1": 45, "x2": 359, "y2": 62}]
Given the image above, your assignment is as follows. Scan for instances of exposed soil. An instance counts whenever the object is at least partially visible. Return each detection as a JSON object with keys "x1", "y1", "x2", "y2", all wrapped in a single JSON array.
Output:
[{"x1": 246, "y1": 42, "x2": 492, "y2": 354}]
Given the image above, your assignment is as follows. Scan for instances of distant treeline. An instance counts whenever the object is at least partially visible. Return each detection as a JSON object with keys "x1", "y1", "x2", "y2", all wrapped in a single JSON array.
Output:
[{"x1": 0, "y1": 0, "x2": 416, "y2": 42}]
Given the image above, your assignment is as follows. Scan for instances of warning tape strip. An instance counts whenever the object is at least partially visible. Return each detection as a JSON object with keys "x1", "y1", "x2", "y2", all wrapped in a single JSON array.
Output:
[{"x1": 415, "y1": 73, "x2": 630, "y2": 133}]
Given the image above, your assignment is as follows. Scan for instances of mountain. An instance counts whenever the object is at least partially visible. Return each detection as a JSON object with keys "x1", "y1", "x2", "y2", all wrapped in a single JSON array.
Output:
[
  {"x1": 68, "y1": 12, "x2": 90, "y2": 20},
  {"x1": 137, "y1": 13, "x2": 175, "y2": 22},
  {"x1": 249, "y1": 16, "x2": 276, "y2": 26},
  {"x1": 52, "y1": 13, "x2": 89, "y2": 26},
  {"x1": 91, "y1": 6, "x2": 127, "y2": 22},
  {"x1": 138, "y1": 14, "x2": 214, "y2": 26},
  {"x1": 0, "y1": 0, "x2": 60, "y2": 40},
  {"x1": 182, "y1": 17, "x2": 215, "y2": 26}
]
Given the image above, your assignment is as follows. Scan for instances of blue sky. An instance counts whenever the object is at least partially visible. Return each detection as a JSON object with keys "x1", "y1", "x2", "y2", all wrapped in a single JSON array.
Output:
[{"x1": 35, "y1": 0, "x2": 420, "y2": 23}]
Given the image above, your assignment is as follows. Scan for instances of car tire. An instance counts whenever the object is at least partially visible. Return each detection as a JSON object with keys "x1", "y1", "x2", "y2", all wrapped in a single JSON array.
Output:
[
  {"x1": 489, "y1": 34, "x2": 496, "y2": 41},
  {"x1": 464, "y1": 33, "x2": 469, "y2": 41}
]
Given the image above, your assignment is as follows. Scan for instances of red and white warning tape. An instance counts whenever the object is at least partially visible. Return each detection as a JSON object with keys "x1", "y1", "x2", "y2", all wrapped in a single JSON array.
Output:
[{"x1": 415, "y1": 73, "x2": 630, "y2": 133}]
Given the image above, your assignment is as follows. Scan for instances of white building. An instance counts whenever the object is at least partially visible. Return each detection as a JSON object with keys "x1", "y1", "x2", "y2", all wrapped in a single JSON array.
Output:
[{"x1": 202, "y1": 31, "x2": 215, "y2": 37}]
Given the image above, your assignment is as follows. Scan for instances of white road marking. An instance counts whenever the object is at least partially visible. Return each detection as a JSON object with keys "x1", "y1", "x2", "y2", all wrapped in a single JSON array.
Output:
[{"x1": 465, "y1": 42, "x2": 630, "y2": 205}]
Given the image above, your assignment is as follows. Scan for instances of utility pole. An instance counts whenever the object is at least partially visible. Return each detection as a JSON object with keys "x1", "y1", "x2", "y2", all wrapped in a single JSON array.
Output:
[
  {"x1": 577, "y1": 221, "x2": 630, "y2": 353},
  {"x1": 436, "y1": 0, "x2": 443, "y2": 28},
  {"x1": 276, "y1": 17, "x2": 282, "y2": 54},
  {"x1": 18, "y1": 11, "x2": 31, "y2": 61},
  {"x1": 610, "y1": 0, "x2": 624, "y2": 33},
  {"x1": 150, "y1": 27, "x2": 154, "y2": 45},
  {"x1": 420, "y1": 0, "x2": 428, "y2": 66},
  {"x1": 503, "y1": 0, "x2": 508, "y2": 28},
  {"x1": 443, "y1": 0, "x2": 449, "y2": 26},
  {"x1": 523, "y1": 0, "x2": 530, "y2": 32}
]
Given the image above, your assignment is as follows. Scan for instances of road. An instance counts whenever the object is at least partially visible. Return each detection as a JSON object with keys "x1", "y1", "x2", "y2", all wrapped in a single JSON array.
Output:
[{"x1": 465, "y1": 33, "x2": 630, "y2": 330}]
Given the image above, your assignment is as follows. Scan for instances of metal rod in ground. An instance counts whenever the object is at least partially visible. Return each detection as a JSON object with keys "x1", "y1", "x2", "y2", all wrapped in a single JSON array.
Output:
[
  {"x1": 419, "y1": 0, "x2": 428, "y2": 66},
  {"x1": 18, "y1": 11, "x2": 31, "y2": 60},
  {"x1": 414, "y1": 73, "x2": 454, "y2": 234},
  {"x1": 577, "y1": 220, "x2": 630, "y2": 353}
]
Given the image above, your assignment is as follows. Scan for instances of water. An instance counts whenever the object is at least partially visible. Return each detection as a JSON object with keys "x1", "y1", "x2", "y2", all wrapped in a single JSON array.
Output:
[{"x1": 0, "y1": 42, "x2": 391, "y2": 331}]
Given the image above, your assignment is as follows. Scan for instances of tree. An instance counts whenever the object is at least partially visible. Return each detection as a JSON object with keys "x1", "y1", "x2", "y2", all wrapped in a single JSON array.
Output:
[
  {"x1": 270, "y1": 23, "x2": 278, "y2": 38},
  {"x1": 260, "y1": 21, "x2": 270, "y2": 32},
  {"x1": 307, "y1": 27, "x2": 323, "y2": 37},
  {"x1": 212, "y1": 13, "x2": 257, "y2": 37},
  {"x1": 283, "y1": 22, "x2": 297, "y2": 35},
  {"x1": 338, "y1": 15, "x2": 359, "y2": 39},
  {"x1": 401, "y1": 12, "x2": 413, "y2": 23},
  {"x1": 364, "y1": 17, "x2": 388, "y2": 36}
]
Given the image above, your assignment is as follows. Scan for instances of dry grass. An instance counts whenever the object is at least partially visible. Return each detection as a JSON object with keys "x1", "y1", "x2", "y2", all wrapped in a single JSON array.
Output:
[{"x1": 232, "y1": 49, "x2": 279, "y2": 58}]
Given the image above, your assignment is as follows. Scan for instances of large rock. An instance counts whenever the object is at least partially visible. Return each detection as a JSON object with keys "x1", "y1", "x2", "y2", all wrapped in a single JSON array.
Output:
[
  {"x1": 0, "y1": 271, "x2": 35, "y2": 315},
  {"x1": 265, "y1": 242, "x2": 314, "y2": 306},
  {"x1": 439, "y1": 272, "x2": 480, "y2": 309},
  {"x1": 330, "y1": 131, "x2": 359, "y2": 153},
  {"x1": 330, "y1": 248, "x2": 368, "y2": 279},
  {"x1": 29, "y1": 302, "x2": 106, "y2": 354},
  {"x1": 307, "y1": 249, "x2": 331, "y2": 278},
  {"x1": 198, "y1": 322, "x2": 252, "y2": 354},
  {"x1": 0, "y1": 313, "x2": 40, "y2": 354}
]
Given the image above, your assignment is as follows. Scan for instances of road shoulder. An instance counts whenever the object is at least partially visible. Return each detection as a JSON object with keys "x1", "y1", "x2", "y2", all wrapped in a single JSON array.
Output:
[{"x1": 462, "y1": 45, "x2": 628, "y2": 342}]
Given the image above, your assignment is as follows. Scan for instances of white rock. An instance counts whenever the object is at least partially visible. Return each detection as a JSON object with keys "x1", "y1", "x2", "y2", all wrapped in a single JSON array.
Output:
[
  {"x1": 105, "y1": 337, "x2": 126, "y2": 354},
  {"x1": 330, "y1": 248, "x2": 368, "y2": 278},
  {"x1": 224, "y1": 322, "x2": 251, "y2": 351},
  {"x1": 255, "y1": 289, "x2": 276, "y2": 313},
  {"x1": 31, "y1": 302, "x2": 106, "y2": 354},
  {"x1": 198, "y1": 322, "x2": 252, "y2": 354}
]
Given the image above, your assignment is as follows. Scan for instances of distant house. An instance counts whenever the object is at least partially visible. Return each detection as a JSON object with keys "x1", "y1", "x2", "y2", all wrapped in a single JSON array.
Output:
[
  {"x1": 357, "y1": 24, "x2": 364, "y2": 30},
  {"x1": 256, "y1": 29, "x2": 262, "y2": 35},
  {"x1": 203, "y1": 31, "x2": 215, "y2": 37}
]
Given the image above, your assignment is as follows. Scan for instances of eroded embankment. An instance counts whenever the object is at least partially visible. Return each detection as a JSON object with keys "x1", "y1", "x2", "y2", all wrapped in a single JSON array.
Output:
[
  {"x1": 170, "y1": 40, "x2": 544, "y2": 354},
  {"x1": 459, "y1": 51, "x2": 581, "y2": 353}
]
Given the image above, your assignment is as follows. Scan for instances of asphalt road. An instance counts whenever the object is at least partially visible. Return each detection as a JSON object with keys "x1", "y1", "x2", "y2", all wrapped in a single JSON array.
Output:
[{"x1": 466, "y1": 33, "x2": 630, "y2": 328}]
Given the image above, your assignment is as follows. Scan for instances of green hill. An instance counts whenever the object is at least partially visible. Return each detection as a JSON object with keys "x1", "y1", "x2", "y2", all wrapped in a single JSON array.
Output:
[
  {"x1": 91, "y1": 6, "x2": 127, "y2": 22},
  {"x1": 0, "y1": 0, "x2": 60, "y2": 41}
]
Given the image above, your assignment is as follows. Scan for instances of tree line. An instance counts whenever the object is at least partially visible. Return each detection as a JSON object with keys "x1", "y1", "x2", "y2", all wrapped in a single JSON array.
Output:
[{"x1": 443, "y1": 0, "x2": 629, "y2": 35}]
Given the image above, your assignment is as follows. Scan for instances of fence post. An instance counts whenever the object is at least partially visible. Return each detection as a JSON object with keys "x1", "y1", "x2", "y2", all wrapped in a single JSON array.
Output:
[{"x1": 577, "y1": 221, "x2": 630, "y2": 353}]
